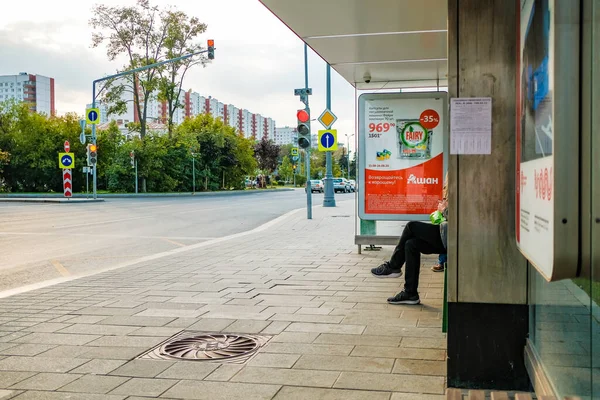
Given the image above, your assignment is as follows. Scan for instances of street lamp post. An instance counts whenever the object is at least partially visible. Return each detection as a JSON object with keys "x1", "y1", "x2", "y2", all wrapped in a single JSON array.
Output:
[
  {"x1": 345, "y1": 133, "x2": 354, "y2": 180},
  {"x1": 89, "y1": 47, "x2": 212, "y2": 199}
]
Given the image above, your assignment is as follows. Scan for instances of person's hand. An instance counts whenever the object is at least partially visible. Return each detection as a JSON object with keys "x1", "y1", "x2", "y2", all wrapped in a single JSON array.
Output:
[{"x1": 438, "y1": 199, "x2": 448, "y2": 212}]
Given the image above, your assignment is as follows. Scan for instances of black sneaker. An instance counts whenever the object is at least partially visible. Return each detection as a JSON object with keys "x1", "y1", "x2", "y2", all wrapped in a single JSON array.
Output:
[
  {"x1": 387, "y1": 291, "x2": 420, "y2": 305},
  {"x1": 371, "y1": 262, "x2": 402, "y2": 278}
]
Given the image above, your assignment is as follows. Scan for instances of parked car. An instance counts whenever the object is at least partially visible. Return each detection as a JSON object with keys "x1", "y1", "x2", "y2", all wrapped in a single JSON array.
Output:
[
  {"x1": 305, "y1": 179, "x2": 324, "y2": 193},
  {"x1": 333, "y1": 178, "x2": 351, "y2": 193},
  {"x1": 348, "y1": 179, "x2": 356, "y2": 192}
]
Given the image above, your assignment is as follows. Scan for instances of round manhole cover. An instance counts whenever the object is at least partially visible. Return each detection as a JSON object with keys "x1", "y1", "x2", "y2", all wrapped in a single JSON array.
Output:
[{"x1": 159, "y1": 334, "x2": 260, "y2": 361}]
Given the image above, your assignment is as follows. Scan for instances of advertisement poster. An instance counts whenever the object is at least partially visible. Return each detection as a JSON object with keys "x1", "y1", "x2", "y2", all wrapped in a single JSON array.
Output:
[
  {"x1": 516, "y1": 0, "x2": 555, "y2": 279},
  {"x1": 358, "y1": 92, "x2": 448, "y2": 221}
]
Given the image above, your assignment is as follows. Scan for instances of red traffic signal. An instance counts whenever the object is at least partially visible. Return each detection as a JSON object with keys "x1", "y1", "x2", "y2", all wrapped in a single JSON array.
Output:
[
  {"x1": 207, "y1": 39, "x2": 215, "y2": 60},
  {"x1": 297, "y1": 109, "x2": 309, "y2": 123}
]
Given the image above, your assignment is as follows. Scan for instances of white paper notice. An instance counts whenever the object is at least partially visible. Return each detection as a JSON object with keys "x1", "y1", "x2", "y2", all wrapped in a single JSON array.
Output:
[{"x1": 450, "y1": 97, "x2": 492, "y2": 154}]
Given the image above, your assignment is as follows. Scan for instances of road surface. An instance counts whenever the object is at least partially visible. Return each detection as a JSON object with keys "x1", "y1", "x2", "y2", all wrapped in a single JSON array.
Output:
[{"x1": 0, "y1": 190, "x2": 353, "y2": 292}]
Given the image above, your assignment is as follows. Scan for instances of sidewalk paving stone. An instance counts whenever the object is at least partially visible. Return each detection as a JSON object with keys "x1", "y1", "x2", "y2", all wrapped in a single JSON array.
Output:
[
  {"x1": 0, "y1": 344, "x2": 56, "y2": 357},
  {"x1": 157, "y1": 362, "x2": 219, "y2": 380},
  {"x1": 70, "y1": 359, "x2": 127, "y2": 375},
  {"x1": 204, "y1": 364, "x2": 244, "y2": 381},
  {"x1": 0, "y1": 356, "x2": 88, "y2": 373},
  {"x1": 392, "y1": 359, "x2": 446, "y2": 376},
  {"x1": 0, "y1": 372, "x2": 35, "y2": 387},
  {"x1": 273, "y1": 386, "x2": 392, "y2": 400},
  {"x1": 109, "y1": 360, "x2": 174, "y2": 378},
  {"x1": 0, "y1": 200, "x2": 447, "y2": 398},
  {"x1": 12, "y1": 391, "x2": 126, "y2": 399},
  {"x1": 57, "y1": 374, "x2": 129, "y2": 394},
  {"x1": 162, "y1": 380, "x2": 281, "y2": 400},
  {"x1": 333, "y1": 371, "x2": 445, "y2": 394},
  {"x1": 9, "y1": 372, "x2": 81, "y2": 391},
  {"x1": 231, "y1": 366, "x2": 340, "y2": 388},
  {"x1": 247, "y1": 353, "x2": 300, "y2": 368},
  {"x1": 108, "y1": 377, "x2": 178, "y2": 396},
  {"x1": 294, "y1": 354, "x2": 394, "y2": 373}
]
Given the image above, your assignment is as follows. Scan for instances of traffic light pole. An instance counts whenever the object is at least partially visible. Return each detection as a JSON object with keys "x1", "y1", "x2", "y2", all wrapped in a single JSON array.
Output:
[
  {"x1": 92, "y1": 84, "x2": 98, "y2": 200},
  {"x1": 90, "y1": 47, "x2": 213, "y2": 200},
  {"x1": 323, "y1": 64, "x2": 336, "y2": 207},
  {"x1": 304, "y1": 43, "x2": 312, "y2": 220}
]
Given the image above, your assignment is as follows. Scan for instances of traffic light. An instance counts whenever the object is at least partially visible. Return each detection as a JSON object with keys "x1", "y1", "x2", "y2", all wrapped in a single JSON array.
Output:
[
  {"x1": 297, "y1": 108, "x2": 311, "y2": 149},
  {"x1": 207, "y1": 39, "x2": 215, "y2": 60},
  {"x1": 130, "y1": 151, "x2": 135, "y2": 168},
  {"x1": 293, "y1": 164, "x2": 297, "y2": 174},
  {"x1": 88, "y1": 144, "x2": 98, "y2": 166}
]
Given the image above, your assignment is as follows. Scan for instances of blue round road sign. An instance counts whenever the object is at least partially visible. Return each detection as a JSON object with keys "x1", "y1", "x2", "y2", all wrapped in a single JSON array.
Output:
[
  {"x1": 61, "y1": 154, "x2": 73, "y2": 167},
  {"x1": 88, "y1": 110, "x2": 98, "y2": 122},
  {"x1": 320, "y1": 132, "x2": 334, "y2": 149}
]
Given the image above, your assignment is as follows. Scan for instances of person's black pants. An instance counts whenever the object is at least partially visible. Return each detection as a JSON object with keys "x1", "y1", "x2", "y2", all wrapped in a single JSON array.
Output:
[{"x1": 390, "y1": 221, "x2": 446, "y2": 294}]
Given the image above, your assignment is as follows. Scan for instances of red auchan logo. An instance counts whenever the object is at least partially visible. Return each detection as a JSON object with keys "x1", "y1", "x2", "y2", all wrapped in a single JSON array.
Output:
[
  {"x1": 407, "y1": 174, "x2": 439, "y2": 185},
  {"x1": 534, "y1": 167, "x2": 552, "y2": 201}
]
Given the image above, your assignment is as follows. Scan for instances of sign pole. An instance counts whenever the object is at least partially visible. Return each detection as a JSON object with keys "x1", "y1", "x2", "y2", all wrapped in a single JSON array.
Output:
[
  {"x1": 60, "y1": 141, "x2": 74, "y2": 199},
  {"x1": 135, "y1": 159, "x2": 138, "y2": 194},
  {"x1": 86, "y1": 168, "x2": 89, "y2": 198},
  {"x1": 192, "y1": 155, "x2": 196, "y2": 194},
  {"x1": 304, "y1": 43, "x2": 312, "y2": 220},
  {"x1": 323, "y1": 64, "x2": 336, "y2": 207}
]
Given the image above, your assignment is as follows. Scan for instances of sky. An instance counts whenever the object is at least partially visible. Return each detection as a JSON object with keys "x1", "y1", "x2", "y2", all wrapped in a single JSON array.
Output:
[{"x1": 0, "y1": 0, "x2": 358, "y2": 151}]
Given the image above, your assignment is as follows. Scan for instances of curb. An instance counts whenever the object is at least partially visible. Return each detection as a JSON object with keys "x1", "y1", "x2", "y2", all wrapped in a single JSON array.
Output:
[
  {"x1": 0, "y1": 198, "x2": 105, "y2": 203},
  {"x1": 0, "y1": 188, "x2": 295, "y2": 201}
]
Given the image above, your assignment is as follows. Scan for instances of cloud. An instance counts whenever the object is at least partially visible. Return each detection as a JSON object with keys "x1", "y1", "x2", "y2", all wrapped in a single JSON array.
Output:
[{"x1": 0, "y1": 0, "x2": 357, "y2": 149}]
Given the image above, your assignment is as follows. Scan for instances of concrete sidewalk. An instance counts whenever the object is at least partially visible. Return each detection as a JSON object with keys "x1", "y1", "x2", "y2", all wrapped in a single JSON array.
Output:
[{"x1": 0, "y1": 200, "x2": 445, "y2": 400}]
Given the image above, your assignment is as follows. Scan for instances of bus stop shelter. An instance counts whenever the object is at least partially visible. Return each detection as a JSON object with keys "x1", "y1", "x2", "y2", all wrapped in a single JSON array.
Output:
[{"x1": 259, "y1": 0, "x2": 599, "y2": 398}]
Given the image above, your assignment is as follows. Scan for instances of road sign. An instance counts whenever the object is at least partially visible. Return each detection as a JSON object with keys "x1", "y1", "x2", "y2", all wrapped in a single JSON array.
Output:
[
  {"x1": 292, "y1": 155, "x2": 299, "y2": 162},
  {"x1": 318, "y1": 109, "x2": 337, "y2": 129},
  {"x1": 58, "y1": 152, "x2": 75, "y2": 169},
  {"x1": 63, "y1": 169, "x2": 72, "y2": 197},
  {"x1": 64, "y1": 141, "x2": 70, "y2": 153},
  {"x1": 79, "y1": 119, "x2": 86, "y2": 144},
  {"x1": 291, "y1": 147, "x2": 298, "y2": 156},
  {"x1": 318, "y1": 129, "x2": 338, "y2": 152},
  {"x1": 86, "y1": 108, "x2": 100, "y2": 125}
]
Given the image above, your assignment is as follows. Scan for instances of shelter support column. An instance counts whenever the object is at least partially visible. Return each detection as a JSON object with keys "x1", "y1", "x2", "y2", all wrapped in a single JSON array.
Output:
[{"x1": 447, "y1": 0, "x2": 529, "y2": 390}]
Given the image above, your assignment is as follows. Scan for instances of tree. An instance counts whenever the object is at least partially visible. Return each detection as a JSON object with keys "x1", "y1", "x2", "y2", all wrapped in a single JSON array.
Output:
[
  {"x1": 278, "y1": 156, "x2": 293, "y2": 183},
  {"x1": 90, "y1": 1, "x2": 208, "y2": 139},
  {"x1": 349, "y1": 152, "x2": 357, "y2": 179},
  {"x1": 91, "y1": 0, "x2": 166, "y2": 139},
  {"x1": 254, "y1": 138, "x2": 280, "y2": 185},
  {"x1": 158, "y1": 10, "x2": 208, "y2": 137},
  {"x1": 177, "y1": 114, "x2": 256, "y2": 191}
]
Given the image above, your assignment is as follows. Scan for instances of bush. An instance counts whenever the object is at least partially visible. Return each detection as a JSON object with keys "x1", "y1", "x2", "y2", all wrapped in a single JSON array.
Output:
[
  {"x1": 295, "y1": 175, "x2": 307, "y2": 187},
  {"x1": 0, "y1": 104, "x2": 258, "y2": 194},
  {"x1": 278, "y1": 181, "x2": 285, "y2": 186}
]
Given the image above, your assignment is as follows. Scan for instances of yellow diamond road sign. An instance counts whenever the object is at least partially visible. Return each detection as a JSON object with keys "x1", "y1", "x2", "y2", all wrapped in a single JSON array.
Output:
[{"x1": 318, "y1": 109, "x2": 337, "y2": 129}]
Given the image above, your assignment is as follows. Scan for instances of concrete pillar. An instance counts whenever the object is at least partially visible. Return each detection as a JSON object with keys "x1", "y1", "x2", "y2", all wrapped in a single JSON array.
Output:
[{"x1": 447, "y1": 0, "x2": 529, "y2": 390}]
